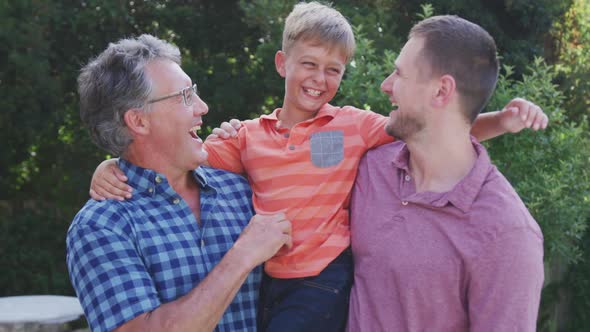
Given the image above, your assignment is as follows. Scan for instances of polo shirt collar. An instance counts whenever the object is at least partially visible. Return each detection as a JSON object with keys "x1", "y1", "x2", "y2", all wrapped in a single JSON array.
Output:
[
  {"x1": 446, "y1": 139, "x2": 492, "y2": 212},
  {"x1": 118, "y1": 159, "x2": 208, "y2": 197},
  {"x1": 390, "y1": 137, "x2": 492, "y2": 213},
  {"x1": 260, "y1": 103, "x2": 338, "y2": 127}
]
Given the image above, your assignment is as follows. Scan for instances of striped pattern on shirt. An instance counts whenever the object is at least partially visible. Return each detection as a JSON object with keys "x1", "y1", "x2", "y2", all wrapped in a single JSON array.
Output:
[{"x1": 205, "y1": 104, "x2": 393, "y2": 278}]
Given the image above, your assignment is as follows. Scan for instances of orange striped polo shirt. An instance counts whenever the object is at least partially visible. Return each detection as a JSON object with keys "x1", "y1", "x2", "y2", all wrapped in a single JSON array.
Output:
[{"x1": 204, "y1": 104, "x2": 393, "y2": 278}]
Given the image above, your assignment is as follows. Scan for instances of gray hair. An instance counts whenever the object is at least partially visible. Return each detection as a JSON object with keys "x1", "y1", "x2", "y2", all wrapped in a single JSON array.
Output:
[{"x1": 78, "y1": 34, "x2": 181, "y2": 156}]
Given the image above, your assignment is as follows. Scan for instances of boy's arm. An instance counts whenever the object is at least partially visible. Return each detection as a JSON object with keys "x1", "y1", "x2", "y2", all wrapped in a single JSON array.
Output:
[
  {"x1": 471, "y1": 98, "x2": 548, "y2": 142},
  {"x1": 90, "y1": 158, "x2": 133, "y2": 201},
  {"x1": 89, "y1": 121, "x2": 247, "y2": 201},
  {"x1": 203, "y1": 121, "x2": 246, "y2": 174}
]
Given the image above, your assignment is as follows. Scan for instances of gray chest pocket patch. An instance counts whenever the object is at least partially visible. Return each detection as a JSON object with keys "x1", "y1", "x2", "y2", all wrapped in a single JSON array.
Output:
[{"x1": 310, "y1": 130, "x2": 344, "y2": 167}]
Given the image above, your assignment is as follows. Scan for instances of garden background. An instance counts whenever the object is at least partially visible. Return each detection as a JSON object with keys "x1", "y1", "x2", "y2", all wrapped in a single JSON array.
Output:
[{"x1": 1, "y1": 0, "x2": 589, "y2": 330}]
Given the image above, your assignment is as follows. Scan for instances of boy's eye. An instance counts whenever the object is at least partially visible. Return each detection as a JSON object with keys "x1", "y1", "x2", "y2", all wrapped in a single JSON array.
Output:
[
  {"x1": 328, "y1": 68, "x2": 341, "y2": 74},
  {"x1": 302, "y1": 62, "x2": 315, "y2": 67}
]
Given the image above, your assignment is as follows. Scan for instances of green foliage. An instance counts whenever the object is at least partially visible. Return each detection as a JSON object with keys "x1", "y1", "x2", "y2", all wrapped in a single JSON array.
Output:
[
  {"x1": 416, "y1": 3, "x2": 435, "y2": 20},
  {"x1": 487, "y1": 59, "x2": 590, "y2": 331},
  {"x1": 396, "y1": 0, "x2": 573, "y2": 73},
  {"x1": 552, "y1": 0, "x2": 590, "y2": 122},
  {"x1": 486, "y1": 58, "x2": 590, "y2": 266},
  {"x1": 335, "y1": 27, "x2": 397, "y2": 113},
  {"x1": 239, "y1": 0, "x2": 294, "y2": 116},
  {"x1": 0, "y1": 206, "x2": 73, "y2": 296},
  {"x1": 566, "y1": 230, "x2": 590, "y2": 330}
]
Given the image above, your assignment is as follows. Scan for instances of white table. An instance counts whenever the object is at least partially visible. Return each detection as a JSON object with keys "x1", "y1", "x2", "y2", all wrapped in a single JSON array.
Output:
[{"x1": 0, "y1": 295, "x2": 83, "y2": 325}]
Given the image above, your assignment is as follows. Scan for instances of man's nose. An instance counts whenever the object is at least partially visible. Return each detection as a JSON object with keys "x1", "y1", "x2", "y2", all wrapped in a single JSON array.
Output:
[
  {"x1": 193, "y1": 95, "x2": 208, "y2": 116},
  {"x1": 381, "y1": 73, "x2": 394, "y2": 94}
]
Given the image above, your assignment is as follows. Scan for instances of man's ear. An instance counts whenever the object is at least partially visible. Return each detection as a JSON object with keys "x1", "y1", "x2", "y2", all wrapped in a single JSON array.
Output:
[
  {"x1": 275, "y1": 50, "x2": 287, "y2": 78},
  {"x1": 432, "y1": 74, "x2": 456, "y2": 108},
  {"x1": 124, "y1": 108, "x2": 150, "y2": 136}
]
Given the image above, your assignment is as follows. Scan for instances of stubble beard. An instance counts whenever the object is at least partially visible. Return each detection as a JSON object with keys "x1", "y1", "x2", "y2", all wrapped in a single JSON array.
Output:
[{"x1": 385, "y1": 111, "x2": 425, "y2": 141}]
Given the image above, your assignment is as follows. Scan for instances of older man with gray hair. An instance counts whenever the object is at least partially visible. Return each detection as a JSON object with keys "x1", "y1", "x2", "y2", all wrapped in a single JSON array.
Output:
[{"x1": 67, "y1": 34, "x2": 292, "y2": 332}]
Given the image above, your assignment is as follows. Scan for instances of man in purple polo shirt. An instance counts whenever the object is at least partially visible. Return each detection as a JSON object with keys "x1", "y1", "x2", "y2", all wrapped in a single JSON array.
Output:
[{"x1": 347, "y1": 15, "x2": 544, "y2": 331}]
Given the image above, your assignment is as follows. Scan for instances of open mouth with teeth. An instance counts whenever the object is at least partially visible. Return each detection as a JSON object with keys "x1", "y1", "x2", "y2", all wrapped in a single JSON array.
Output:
[
  {"x1": 189, "y1": 125, "x2": 201, "y2": 139},
  {"x1": 304, "y1": 88, "x2": 322, "y2": 97}
]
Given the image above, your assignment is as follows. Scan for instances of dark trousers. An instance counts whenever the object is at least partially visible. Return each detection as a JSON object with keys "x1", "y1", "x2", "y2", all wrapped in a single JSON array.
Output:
[{"x1": 258, "y1": 248, "x2": 353, "y2": 332}]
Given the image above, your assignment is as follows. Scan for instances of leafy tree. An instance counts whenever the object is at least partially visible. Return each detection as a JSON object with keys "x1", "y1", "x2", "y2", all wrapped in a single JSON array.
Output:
[{"x1": 551, "y1": 0, "x2": 590, "y2": 122}]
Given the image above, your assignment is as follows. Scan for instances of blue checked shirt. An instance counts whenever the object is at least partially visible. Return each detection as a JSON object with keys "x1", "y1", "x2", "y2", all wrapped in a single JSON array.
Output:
[{"x1": 67, "y1": 159, "x2": 260, "y2": 332}]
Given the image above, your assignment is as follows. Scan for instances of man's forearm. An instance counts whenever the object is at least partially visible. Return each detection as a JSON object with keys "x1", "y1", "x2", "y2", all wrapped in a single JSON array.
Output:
[{"x1": 115, "y1": 247, "x2": 254, "y2": 332}]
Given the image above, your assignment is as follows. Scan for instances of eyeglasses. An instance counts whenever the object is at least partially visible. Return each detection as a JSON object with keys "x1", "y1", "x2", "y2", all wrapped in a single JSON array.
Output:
[{"x1": 146, "y1": 84, "x2": 198, "y2": 107}]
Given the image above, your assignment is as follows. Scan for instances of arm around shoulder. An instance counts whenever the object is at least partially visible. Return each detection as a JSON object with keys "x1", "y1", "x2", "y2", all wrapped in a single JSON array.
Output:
[
  {"x1": 352, "y1": 108, "x2": 393, "y2": 148},
  {"x1": 204, "y1": 125, "x2": 246, "y2": 174}
]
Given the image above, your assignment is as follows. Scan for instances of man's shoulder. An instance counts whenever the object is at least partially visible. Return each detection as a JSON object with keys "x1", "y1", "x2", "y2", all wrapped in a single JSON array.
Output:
[
  {"x1": 198, "y1": 166, "x2": 250, "y2": 190},
  {"x1": 355, "y1": 141, "x2": 404, "y2": 175},
  {"x1": 68, "y1": 198, "x2": 136, "y2": 241},
  {"x1": 471, "y1": 167, "x2": 542, "y2": 237}
]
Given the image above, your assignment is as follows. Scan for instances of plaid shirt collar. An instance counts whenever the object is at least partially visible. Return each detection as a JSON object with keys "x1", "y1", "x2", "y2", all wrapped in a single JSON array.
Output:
[{"x1": 118, "y1": 158, "x2": 209, "y2": 196}]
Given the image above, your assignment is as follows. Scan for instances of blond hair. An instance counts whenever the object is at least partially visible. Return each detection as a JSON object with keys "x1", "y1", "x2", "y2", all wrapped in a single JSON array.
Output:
[{"x1": 282, "y1": 2, "x2": 355, "y2": 61}]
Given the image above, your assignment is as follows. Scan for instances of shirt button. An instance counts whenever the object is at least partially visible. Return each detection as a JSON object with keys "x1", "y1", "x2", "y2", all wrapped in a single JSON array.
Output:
[
  {"x1": 155, "y1": 176, "x2": 162, "y2": 183},
  {"x1": 173, "y1": 197, "x2": 180, "y2": 204},
  {"x1": 405, "y1": 175, "x2": 411, "y2": 181},
  {"x1": 148, "y1": 187, "x2": 153, "y2": 193},
  {"x1": 289, "y1": 145, "x2": 295, "y2": 150},
  {"x1": 284, "y1": 133, "x2": 290, "y2": 138},
  {"x1": 401, "y1": 201, "x2": 409, "y2": 206},
  {"x1": 201, "y1": 239, "x2": 205, "y2": 247}
]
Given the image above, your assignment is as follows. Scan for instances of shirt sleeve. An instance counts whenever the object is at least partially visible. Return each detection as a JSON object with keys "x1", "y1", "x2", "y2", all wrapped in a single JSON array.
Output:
[
  {"x1": 467, "y1": 228, "x2": 544, "y2": 332},
  {"x1": 350, "y1": 107, "x2": 394, "y2": 149},
  {"x1": 66, "y1": 216, "x2": 160, "y2": 332},
  {"x1": 204, "y1": 125, "x2": 246, "y2": 174}
]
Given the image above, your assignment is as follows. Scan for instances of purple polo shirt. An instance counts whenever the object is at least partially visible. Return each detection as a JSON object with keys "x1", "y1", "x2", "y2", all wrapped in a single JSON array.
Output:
[{"x1": 347, "y1": 139, "x2": 544, "y2": 332}]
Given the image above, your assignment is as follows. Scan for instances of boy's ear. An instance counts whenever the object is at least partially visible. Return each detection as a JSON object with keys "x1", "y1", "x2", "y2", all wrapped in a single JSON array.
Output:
[
  {"x1": 123, "y1": 108, "x2": 150, "y2": 136},
  {"x1": 431, "y1": 74, "x2": 456, "y2": 109},
  {"x1": 275, "y1": 50, "x2": 287, "y2": 78}
]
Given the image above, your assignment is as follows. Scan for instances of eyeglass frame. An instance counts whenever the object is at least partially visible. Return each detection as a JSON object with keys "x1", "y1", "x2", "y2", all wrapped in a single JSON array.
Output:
[{"x1": 146, "y1": 84, "x2": 198, "y2": 107}]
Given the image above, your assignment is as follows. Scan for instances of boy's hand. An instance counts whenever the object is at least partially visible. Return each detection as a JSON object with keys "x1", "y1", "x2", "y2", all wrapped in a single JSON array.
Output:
[
  {"x1": 90, "y1": 159, "x2": 133, "y2": 201},
  {"x1": 207, "y1": 119, "x2": 242, "y2": 140},
  {"x1": 498, "y1": 98, "x2": 549, "y2": 133}
]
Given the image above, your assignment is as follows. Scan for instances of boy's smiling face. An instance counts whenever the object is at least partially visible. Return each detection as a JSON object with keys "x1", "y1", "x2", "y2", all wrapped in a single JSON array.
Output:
[{"x1": 275, "y1": 39, "x2": 347, "y2": 122}]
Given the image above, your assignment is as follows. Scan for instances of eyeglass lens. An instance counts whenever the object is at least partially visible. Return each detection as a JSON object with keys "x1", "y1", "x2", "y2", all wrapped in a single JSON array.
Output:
[{"x1": 183, "y1": 85, "x2": 198, "y2": 106}]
